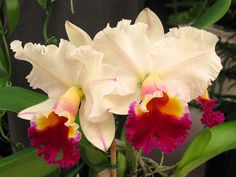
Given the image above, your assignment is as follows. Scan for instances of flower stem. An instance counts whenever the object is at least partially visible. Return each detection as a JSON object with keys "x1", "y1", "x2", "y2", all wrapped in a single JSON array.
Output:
[
  {"x1": 110, "y1": 137, "x2": 117, "y2": 177},
  {"x1": 70, "y1": 0, "x2": 74, "y2": 14},
  {"x1": 43, "y1": 5, "x2": 52, "y2": 42},
  {"x1": 0, "y1": 20, "x2": 11, "y2": 79},
  {"x1": 127, "y1": 144, "x2": 139, "y2": 177}
]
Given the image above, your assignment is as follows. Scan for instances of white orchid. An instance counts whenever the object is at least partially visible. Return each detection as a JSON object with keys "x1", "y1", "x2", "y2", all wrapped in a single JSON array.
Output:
[{"x1": 10, "y1": 39, "x2": 118, "y2": 167}]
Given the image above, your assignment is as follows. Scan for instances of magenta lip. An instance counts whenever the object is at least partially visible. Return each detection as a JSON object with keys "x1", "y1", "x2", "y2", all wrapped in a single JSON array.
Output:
[{"x1": 28, "y1": 112, "x2": 81, "y2": 168}]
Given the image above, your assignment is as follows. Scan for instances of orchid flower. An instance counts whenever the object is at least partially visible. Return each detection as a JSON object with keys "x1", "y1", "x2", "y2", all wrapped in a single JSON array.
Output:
[
  {"x1": 65, "y1": 8, "x2": 223, "y2": 154},
  {"x1": 197, "y1": 91, "x2": 224, "y2": 128},
  {"x1": 10, "y1": 39, "x2": 117, "y2": 167}
]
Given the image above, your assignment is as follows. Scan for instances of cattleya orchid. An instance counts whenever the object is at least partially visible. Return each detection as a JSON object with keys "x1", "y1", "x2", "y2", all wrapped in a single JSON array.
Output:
[
  {"x1": 10, "y1": 40, "x2": 117, "y2": 167},
  {"x1": 66, "y1": 8, "x2": 223, "y2": 154}
]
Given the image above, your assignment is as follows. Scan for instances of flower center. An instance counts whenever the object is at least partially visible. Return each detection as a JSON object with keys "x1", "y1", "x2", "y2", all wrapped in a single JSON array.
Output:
[
  {"x1": 28, "y1": 87, "x2": 84, "y2": 168},
  {"x1": 52, "y1": 87, "x2": 83, "y2": 122},
  {"x1": 140, "y1": 73, "x2": 165, "y2": 99}
]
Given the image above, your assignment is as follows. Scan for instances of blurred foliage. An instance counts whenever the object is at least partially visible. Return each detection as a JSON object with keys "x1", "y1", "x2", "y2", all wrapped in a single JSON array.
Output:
[
  {"x1": 0, "y1": 0, "x2": 20, "y2": 84},
  {"x1": 0, "y1": 147, "x2": 58, "y2": 177},
  {"x1": 215, "y1": 41, "x2": 236, "y2": 93},
  {"x1": 0, "y1": 0, "x2": 20, "y2": 153},
  {"x1": 36, "y1": 0, "x2": 59, "y2": 45},
  {"x1": 212, "y1": 39, "x2": 236, "y2": 120},
  {"x1": 167, "y1": 0, "x2": 235, "y2": 27},
  {"x1": 0, "y1": 0, "x2": 61, "y2": 154},
  {"x1": 167, "y1": 0, "x2": 209, "y2": 26}
]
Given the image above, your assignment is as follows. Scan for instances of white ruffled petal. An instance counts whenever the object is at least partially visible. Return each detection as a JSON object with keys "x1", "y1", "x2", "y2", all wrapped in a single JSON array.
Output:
[
  {"x1": 153, "y1": 27, "x2": 222, "y2": 102},
  {"x1": 11, "y1": 40, "x2": 83, "y2": 97}
]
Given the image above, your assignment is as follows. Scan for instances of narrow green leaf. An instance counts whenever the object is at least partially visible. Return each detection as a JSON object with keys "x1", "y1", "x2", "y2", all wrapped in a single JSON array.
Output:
[
  {"x1": 117, "y1": 152, "x2": 126, "y2": 177},
  {"x1": 193, "y1": 0, "x2": 231, "y2": 29},
  {"x1": 5, "y1": 0, "x2": 20, "y2": 35},
  {"x1": 122, "y1": 126, "x2": 138, "y2": 176},
  {"x1": 171, "y1": 121, "x2": 236, "y2": 177},
  {"x1": 0, "y1": 47, "x2": 8, "y2": 74},
  {"x1": 0, "y1": 86, "x2": 47, "y2": 112},
  {"x1": 65, "y1": 163, "x2": 85, "y2": 177},
  {"x1": 0, "y1": 147, "x2": 58, "y2": 177}
]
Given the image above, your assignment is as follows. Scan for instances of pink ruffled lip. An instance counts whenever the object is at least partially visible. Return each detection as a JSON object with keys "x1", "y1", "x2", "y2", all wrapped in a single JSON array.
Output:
[
  {"x1": 197, "y1": 96, "x2": 225, "y2": 128},
  {"x1": 125, "y1": 93, "x2": 192, "y2": 154},
  {"x1": 28, "y1": 112, "x2": 81, "y2": 168}
]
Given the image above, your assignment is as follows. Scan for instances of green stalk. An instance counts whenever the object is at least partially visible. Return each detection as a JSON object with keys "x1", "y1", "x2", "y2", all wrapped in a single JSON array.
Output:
[
  {"x1": 70, "y1": 0, "x2": 74, "y2": 14},
  {"x1": 0, "y1": 111, "x2": 17, "y2": 150},
  {"x1": 42, "y1": 2, "x2": 55, "y2": 43},
  {"x1": 126, "y1": 143, "x2": 140, "y2": 177},
  {"x1": 0, "y1": 20, "x2": 11, "y2": 79},
  {"x1": 42, "y1": 7, "x2": 51, "y2": 42}
]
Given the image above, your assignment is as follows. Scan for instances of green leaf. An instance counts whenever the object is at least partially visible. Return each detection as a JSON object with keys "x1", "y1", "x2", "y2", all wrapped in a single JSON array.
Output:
[
  {"x1": 45, "y1": 169, "x2": 60, "y2": 177},
  {"x1": 176, "y1": 129, "x2": 212, "y2": 171},
  {"x1": 36, "y1": 0, "x2": 47, "y2": 10},
  {"x1": 0, "y1": 76, "x2": 8, "y2": 87},
  {"x1": 193, "y1": 0, "x2": 231, "y2": 29},
  {"x1": 171, "y1": 121, "x2": 236, "y2": 177},
  {"x1": 0, "y1": 147, "x2": 58, "y2": 177},
  {"x1": 5, "y1": 0, "x2": 20, "y2": 35},
  {"x1": 80, "y1": 137, "x2": 109, "y2": 173},
  {"x1": 0, "y1": 86, "x2": 47, "y2": 112}
]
